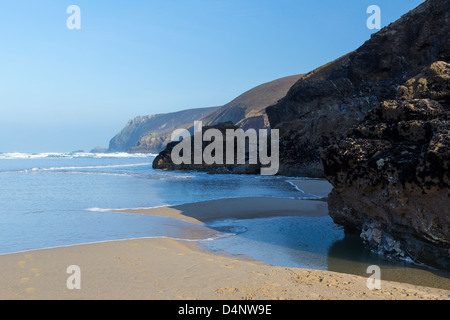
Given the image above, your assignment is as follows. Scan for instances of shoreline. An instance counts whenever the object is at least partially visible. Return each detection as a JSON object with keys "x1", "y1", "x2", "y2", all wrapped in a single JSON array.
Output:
[
  {"x1": 110, "y1": 196, "x2": 330, "y2": 224},
  {"x1": 1, "y1": 236, "x2": 449, "y2": 300},
  {"x1": 86, "y1": 178, "x2": 332, "y2": 215},
  {"x1": 1, "y1": 191, "x2": 449, "y2": 299}
]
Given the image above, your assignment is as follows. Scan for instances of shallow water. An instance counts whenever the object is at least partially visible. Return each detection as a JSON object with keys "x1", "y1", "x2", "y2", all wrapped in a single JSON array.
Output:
[
  {"x1": 0, "y1": 152, "x2": 308, "y2": 253},
  {"x1": 0, "y1": 152, "x2": 449, "y2": 290},
  {"x1": 198, "y1": 216, "x2": 450, "y2": 290}
]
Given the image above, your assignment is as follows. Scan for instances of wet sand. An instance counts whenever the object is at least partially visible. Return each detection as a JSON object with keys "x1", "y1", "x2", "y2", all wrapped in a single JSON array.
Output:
[{"x1": 111, "y1": 196, "x2": 330, "y2": 224}]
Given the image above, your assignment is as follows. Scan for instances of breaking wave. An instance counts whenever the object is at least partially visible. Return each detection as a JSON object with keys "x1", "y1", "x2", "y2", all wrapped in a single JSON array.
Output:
[
  {"x1": 0, "y1": 152, "x2": 157, "y2": 160},
  {"x1": 22, "y1": 162, "x2": 153, "y2": 172}
]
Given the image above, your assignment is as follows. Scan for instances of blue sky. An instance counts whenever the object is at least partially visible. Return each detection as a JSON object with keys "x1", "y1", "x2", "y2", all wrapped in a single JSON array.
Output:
[{"x1": 0, "y1": 0, "x2": 424, "y2": 152}]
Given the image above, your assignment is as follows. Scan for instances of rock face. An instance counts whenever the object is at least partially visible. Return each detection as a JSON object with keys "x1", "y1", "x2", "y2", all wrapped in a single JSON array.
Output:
[
  {"x1": 266, "y1": 0, "x2": 450, "y2": 177},
  {"x1": 322, "y1": 61, "x2": 450, "y2": 269},
  {"x1": 153, "y1": 122, "x2": 263, "y2": 174}
]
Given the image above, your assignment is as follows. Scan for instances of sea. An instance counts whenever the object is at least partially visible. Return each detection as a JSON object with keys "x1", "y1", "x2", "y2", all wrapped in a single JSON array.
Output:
[{"x1": 0, "y1": 152, "x2": 449, "y2": 290}]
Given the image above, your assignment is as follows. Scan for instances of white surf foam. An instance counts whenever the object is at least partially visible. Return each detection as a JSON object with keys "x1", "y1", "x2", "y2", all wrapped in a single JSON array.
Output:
[
  {"x1": 285, "y1": 180, "x2": 323, "y2": 199},
  {"x1": 22, "y1": 162, "x2": 152, "y2": 172},
  {"x1": 0, "y1": 152, "x2": 157, "y2": 160}
]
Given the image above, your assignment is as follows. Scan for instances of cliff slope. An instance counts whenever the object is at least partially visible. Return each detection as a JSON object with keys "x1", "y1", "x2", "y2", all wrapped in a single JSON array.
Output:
[
  {"x1": 267, "y1": 0, "x2": 450, "y2": 177},
  {"x1": 202, "y1": 74, "x2": 303, "y2": 131}
]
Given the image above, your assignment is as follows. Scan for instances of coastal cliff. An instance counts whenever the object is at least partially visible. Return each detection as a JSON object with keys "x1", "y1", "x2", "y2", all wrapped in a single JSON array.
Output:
[
  {"x1": 266, "y1": 0, "x2": 450, "y2": 177},
  {"x1": 110, "y1": 74, "x2": 301, "y2": 154},
  {"x1": 322, "y1": 61, "x2": 450, "y2": 269},
  {"x1": 109, "y1": 107, "x2": 219, "y2": 153},
  {"x1": 150, "y1": 0, "x2": 450, "y2": 268}
]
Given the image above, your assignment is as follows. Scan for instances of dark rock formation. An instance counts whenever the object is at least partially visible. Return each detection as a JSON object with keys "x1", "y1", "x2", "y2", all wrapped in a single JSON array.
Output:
[
  {"x1": 322, "y1": 61, "x2": 450, "y2": 269},
  {"x1": 153, "y1": 121, "x2": 272, "y2": 174},
  {"x1": 267, "y1": 0, "x2": 450, "y2": 177}
]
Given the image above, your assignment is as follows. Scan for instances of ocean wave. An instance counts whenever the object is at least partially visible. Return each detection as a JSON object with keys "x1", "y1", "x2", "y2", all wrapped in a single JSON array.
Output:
[
  {"x1": 0, "y1": 152, "x2": 157, "y2": 160},
  {"x1": 23, "y1": 162, "x2": 153, "y2": 172},
  {"x1": 18, "y1": 168, "x2": 194, "y2": 181},
  {"x1": 2, "y1": 163, "x2": 196, "y2": 181},
  {"x1": 70, "y1": 171, "x2": 194, "y2": 181},
  {"x1": 285, "y1": 180, "x2": 323, "y2": 199}
]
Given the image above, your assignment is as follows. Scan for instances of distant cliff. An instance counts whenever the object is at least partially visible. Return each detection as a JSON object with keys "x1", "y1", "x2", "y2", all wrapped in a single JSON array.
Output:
[
  {"x1": 108, "y1": 107, "x2": 219, "y2": 153},
  {"x1": 110, "y1": 74, "x2": 302, "y2": 154},
  {"x1": 266, "y1": 0, "x2": 450, "y2": 177}
]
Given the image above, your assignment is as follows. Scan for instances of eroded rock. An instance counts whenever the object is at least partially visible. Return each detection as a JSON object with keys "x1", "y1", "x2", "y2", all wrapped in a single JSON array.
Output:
[{"x1": 322, "y1": 62, "x2": 450, "y2": 269}]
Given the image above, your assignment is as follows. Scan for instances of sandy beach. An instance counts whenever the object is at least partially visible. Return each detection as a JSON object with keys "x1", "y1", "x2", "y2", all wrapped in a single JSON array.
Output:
[
  {"x1": 1, "y1": 180, "x2": 449, "y2": 300},
  {"x1": 2, "y1": 236, "x2": 449, "y2": 300}
]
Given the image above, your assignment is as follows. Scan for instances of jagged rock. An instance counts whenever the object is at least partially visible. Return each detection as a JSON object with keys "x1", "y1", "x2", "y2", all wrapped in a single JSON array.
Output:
[
  {"x1": 90, "y1": 146, "x2": 108, "y2": 153},
  {"x1": 398, "y1": 61, "x2": 450, "y2": 105},
  {"x1": 321, "y1": 62, "x2": 450, "y2": 269},
  {"x1": 153, "y1": 122, "x2": 262, "y2": 174},
  {"x1": 267, "y1": 0, "x2": 450, "y2": 177}
]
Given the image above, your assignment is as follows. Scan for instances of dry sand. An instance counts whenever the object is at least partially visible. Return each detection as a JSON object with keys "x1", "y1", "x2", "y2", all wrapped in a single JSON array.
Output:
[
  {"x1": 1, "y1": 236, "x2": 449, "y2": 300},
  {"x1": 1, "y1": 180, "x2": 449, "y2": 300}
]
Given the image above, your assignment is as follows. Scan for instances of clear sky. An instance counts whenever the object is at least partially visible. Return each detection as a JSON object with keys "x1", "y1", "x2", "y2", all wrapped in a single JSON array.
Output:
[{"x1": 0, "y1": 0, "x2": 425, "y2": 152}]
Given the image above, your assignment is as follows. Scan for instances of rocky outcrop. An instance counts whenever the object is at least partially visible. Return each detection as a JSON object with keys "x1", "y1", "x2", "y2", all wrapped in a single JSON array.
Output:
[
  {"x1": 90, "y1": 146, "x2": 108, "y2": 153},
  {"x1": 322, "y1": 61, "x2": 450, "y2": 269},
  {"x1": 153, "y1": 122, "x2": 261, "y2": 174},
  {"x1": 108, "y1": 107, "x2": 219, "y2": 153},
  {"x1": 267, "y1": 0, "x2": 450, "y2": 177},
  {"x1": 398, "y1": 60, "x2": 450, "y2": 105},
  {"x1": 152, "y1": 121, "x2": 277, "y2": 174}
]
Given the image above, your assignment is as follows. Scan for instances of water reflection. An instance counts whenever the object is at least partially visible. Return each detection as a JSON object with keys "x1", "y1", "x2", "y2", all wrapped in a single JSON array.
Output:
[
  {"x1": 327, "y1": 234, "x2": 450, "y2": 290},
  {"x1": 199, "y1": 216, "x2": 450, "y2": 291}
]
